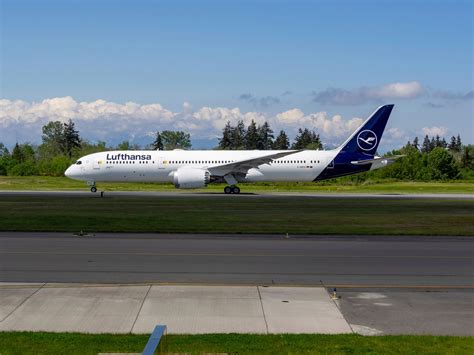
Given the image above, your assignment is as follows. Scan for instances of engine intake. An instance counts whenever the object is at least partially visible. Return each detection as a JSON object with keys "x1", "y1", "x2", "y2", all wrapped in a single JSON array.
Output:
[{"x1": 173, "y1": 168, "x2": 210, "y2": 189}]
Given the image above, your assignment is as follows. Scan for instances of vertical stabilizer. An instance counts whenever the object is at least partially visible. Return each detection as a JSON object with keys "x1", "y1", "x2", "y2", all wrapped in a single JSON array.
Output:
[{"x1": 337, "y1": 104, "x2": 394, "y2": 156}]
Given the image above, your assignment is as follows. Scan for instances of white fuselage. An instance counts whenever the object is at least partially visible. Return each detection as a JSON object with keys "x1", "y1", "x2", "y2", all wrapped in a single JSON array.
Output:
[{"x1": 65, "y1": 149, "x2": 339, "y2": 184}]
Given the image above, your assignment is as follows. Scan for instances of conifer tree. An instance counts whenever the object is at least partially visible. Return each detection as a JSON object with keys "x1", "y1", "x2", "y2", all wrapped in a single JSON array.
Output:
[
  {"x1": 63, "y1": 119, "x2": 81, "y2": 158},
  {"x1": 232, "y1": 120, "x2": 246, "y2": 149},
  {"x1": 456, "y1": 134, "x2": 462, "y2": 152},
  {"x1": 244, "y1": 120, "x2": 259, "y2": 149},
  {"x1": 273, "y1": 130, "x2": 290, "y2": 150},
  {"x1": 257, "y1": 121, "x2": 274, "y2": 150},
  {"x1": 152, "y1": 132, "x2": 164, "y2": 150},
  {"x1": 218, "y1": 121, "x2": 234, "y2": 149},
  {"x1": 421, "y1": 135, "x2": 431, "y2": 153}
]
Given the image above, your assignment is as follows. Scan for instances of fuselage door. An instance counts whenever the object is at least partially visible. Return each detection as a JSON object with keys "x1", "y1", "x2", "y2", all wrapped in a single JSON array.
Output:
[
  {"x1": 93, "y1": 159, "x2": 102, "y2": 170},
  {"x1": 157, "y1": 157, "x2": 166, "y2": 170}
]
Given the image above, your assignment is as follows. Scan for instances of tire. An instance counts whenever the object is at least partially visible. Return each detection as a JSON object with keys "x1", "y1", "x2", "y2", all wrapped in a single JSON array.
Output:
[
  {"x1": 224, "y1": 186, "x2": 232, "y2": 194},
  {"x1": 232, "y1": 186, "x2": 240, "y2": 194},
  {"x1": 91, "y1": 186, "x2": 97, "y2": 193}
]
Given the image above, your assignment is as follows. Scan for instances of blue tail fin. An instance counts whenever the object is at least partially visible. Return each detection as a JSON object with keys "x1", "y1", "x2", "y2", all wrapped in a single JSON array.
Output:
[{"x1": 337, "y1": 104, "x2": 394, "y2": 155}]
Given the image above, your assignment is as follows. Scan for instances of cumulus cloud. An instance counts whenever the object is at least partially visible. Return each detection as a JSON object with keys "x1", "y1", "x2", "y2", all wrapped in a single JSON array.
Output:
[
  {"x1": 422, "y1": 126, "x2": 448, "y2": 137},
  {"x1": 0, "y1": 96, "x2": 407, "y2": 149},
  {"x1": 312, "y1": 81, "x2": 424, "y2": 105},
  {"x1": 276, "y1": 109, "x2": 363, "y2": 138}
]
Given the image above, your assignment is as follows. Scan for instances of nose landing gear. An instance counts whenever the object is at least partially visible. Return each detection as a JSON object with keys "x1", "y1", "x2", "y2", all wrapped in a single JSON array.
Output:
[
  {"x1": 224, "y1": 186, "x2": 240, "y2": 194},
  {"x1": 87, "y1": 181, "x2": 97, "y2": 193}
]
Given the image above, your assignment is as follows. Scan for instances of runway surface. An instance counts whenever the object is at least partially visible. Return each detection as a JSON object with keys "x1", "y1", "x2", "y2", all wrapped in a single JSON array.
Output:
[
  {"x1": 0, "y1": 190, "x2": 473, "y2": 199},
  {"x1": 1, "y1": 232, "x2": 472, "y2": 286}
]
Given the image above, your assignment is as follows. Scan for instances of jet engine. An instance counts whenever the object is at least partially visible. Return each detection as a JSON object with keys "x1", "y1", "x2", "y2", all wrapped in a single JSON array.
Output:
[{"x1": 173, "y1": 168, "x2": 211, "y2": 189}]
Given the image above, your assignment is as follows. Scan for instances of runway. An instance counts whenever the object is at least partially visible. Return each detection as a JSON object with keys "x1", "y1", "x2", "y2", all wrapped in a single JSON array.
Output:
[
  {"x1": 1, "y1": 232, "x2": 472, "y2": 286},
  {"x1": 0, "y1": 190, "x2": 473, "y2": 199}
]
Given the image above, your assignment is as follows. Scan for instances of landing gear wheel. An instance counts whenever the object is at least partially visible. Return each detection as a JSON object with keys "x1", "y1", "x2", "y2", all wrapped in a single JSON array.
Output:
[
  {"x1": 224, "y1": 186, "x2": 232, "y2": 194},
  {"x1": 231, "y1": 186, "x2": 240, "y2": 194},
  {"x1": 90, "y1": 186, "x2": 97, "y2": 193}
]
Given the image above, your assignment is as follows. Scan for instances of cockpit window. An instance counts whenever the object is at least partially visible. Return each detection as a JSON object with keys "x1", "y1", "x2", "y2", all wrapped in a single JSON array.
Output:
[{"x1": 76, "y1": 161, "x2": 82, "y2": 165}]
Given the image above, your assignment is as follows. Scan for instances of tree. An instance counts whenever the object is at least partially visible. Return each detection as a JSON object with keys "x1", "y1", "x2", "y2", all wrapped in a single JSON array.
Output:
[
  {"x1": 421, "y1": 135, "x2": 432, "y2": 153},
  {"x1": 9, "y1": 143, "x2": 38, "y2": 176},
  {"x1": 161, "y1": 131, "x2": 191, "y2": 150},
  {"x1": 257, "y1": 122, "x2": 274, "y2": 150},
  {"x1": 152, "y1": 132, "x2": 164, "y2": 150},
  {"x1": 412, "y1": 137, "x2": 419, "y2": 151},
  {"x1": 63, "y1": 119, "x2": 81, "y2": 157},
  {"x1": 11, "y1": 143, "x2": 24, "y2": 163},
  {"x1": 456, "y1": 134, "x2": 462, "y2": 152},
  {"x1": 291, "y1": 128, "x2": 323, "y2": 150},
  {"x1": 461, "y1": 145, "x2": 473, "y2": 169},
  {"x1": 448, "y1": 136, "x2": 458, "y2": 152},
  {"x1": 244, "y1": 120, "x2": 259, "y2": 149},
  {"x1": 232, "y1": 121, "x2": 246, "y2": 150},
  {"x1": 273, "y1": 130, "x2": 290, "y2": 150},
  {"x1": 0, "y1": 143, "x2": 9, "y2": 157},
  {"x1": 427, "y1": 147, "x2": 460, "y2": 180},
  {"x1": 117, "y1": 141, "x2": 132, "y2": 150},
  {"x1": 0, "y1": 143, "x2": 10, "y2": 175},
  {"x1": 41, "y1": 121, "x2": 64, "y2": 155},
  {"x1": 218, "y1": 121, "x2": 234, "y2": 149}
]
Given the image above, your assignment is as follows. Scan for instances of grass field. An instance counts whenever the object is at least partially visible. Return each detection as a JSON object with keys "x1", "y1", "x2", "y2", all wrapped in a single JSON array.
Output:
[
  {"x1": 0, "y1": 195, "x2": 472, "y2": 235},
  {"x1": 0, "y1": 175, "x2": 473, "y2": 194},
  {"x1": 0, "y1": 332, "x2": 472, "y2": 354}
]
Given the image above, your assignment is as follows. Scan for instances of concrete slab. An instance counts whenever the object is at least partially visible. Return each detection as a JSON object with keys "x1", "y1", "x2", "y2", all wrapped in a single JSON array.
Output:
[
  {"x1": 259, "y1": 286, "x2": 352, "y2": 334},
  {"x1": 132, "y1": 285, "x2": 267, "y2": 334},
  {"x1": 338, "y1": 289, "x2": 474, "y2": 336},
  {"x1": 0, "y1": 287, "x2": 41, "y2": 322},
  {"x1": 0, "y1": 284, "x2": 353, "y2": 334},
  {"x1": 0, "y1": 285, "x2": 150, "y2": 333}
]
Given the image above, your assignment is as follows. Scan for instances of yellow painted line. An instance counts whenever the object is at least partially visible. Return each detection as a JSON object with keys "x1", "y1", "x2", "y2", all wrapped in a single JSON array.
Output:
[{"x1": 0, "y1": 251, "x2": 472, "y2": 259}]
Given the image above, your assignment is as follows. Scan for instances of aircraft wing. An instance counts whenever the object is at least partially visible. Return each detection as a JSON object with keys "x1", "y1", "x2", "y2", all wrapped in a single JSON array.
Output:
[
  {"x1": 350, "y1": 155, "x2": 405, "y2": 165},
  {"x1": 208, "y1": 150, "x2": 303, "y2": 176}
]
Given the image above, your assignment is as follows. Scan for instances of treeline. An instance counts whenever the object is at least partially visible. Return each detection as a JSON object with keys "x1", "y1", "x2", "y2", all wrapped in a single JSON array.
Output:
[
  {"x1": 217, "y1": 120, "x2": 323, "y2": 150},
  {"x1": 0, "y1": 119, "x2": 472, "y2": 180},
  {"x1": 349, "y1": 135, "x2": 473, "y2": 181}
]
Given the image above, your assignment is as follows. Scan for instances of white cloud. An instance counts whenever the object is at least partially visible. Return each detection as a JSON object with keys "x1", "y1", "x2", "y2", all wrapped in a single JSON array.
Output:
[
  {"x1": 422, "y1": 126, "x2": 448, "y2": 137},
  {"x1": 312, "y1": 81, "x2": 424, "y2": 105},
  {"x1": 387, "y1": 127, "x2": 405, "y2": 140},
  {"x1": 0, "y1": 96, "x2": 407, "y2": 149},
  {"x1": 276, "y1": 109, "x2": 363, "y2": 138}
]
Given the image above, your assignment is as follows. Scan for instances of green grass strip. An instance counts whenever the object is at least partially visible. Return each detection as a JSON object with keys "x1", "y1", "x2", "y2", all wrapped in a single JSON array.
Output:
[
  {"x1": 1, "y1": 176, "x2": 474, "y2": 194},
  {"x1": 0, "y1": 332, "x2": 472, "y2": 354},
  {"x1": 0, "y1": 195, "x2": 473, "y2": 235}
]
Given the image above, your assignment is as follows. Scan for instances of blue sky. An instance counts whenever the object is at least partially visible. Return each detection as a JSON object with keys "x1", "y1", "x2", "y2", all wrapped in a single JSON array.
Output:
[{"x1": 1, "y1": 0, "x2": 472, "y2": 150}]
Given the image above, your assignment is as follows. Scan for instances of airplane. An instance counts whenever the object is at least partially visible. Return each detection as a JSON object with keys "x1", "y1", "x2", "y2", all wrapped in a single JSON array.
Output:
[{"x1": 65, "y1": 104, "x2": 403, "y2": 194}]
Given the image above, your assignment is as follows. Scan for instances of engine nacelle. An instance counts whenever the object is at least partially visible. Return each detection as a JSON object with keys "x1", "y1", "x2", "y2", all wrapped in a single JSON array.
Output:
[{"x1": 173, "y1": 168, "x2": 210, "y2": 189}]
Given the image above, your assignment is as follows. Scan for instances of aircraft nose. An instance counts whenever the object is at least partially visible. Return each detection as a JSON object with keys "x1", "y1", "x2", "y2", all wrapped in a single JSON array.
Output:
[{"x1": 64, "y1": 166, "x2": 74, "y2": 178}]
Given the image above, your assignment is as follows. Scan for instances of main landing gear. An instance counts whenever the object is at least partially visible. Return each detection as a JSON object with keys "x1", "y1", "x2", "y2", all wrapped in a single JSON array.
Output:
[{"x1": 224, "y1": 186, "x2": 240, "y2": 194}]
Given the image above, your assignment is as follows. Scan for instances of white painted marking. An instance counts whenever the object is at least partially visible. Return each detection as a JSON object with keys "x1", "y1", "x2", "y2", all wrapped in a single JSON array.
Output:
[
  {"x1": 351, "y1": 324, "x2": 383, "y2": 335},
  {"x1": 355, "y1": 292, "x2": 387, "y2": 299}
]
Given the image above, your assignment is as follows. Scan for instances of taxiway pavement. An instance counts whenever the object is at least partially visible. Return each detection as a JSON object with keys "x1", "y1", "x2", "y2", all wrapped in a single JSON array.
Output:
[
  {"x1": 0, "y1": 190, "x2": 473, "y2": 199},
  {"x1": 1, "y1": 232, "x2": 472, "y2": 286}
]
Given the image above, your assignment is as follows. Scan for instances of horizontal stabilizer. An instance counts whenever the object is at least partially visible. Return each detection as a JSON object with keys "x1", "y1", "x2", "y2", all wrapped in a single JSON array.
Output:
[{"x1": 350, "y1": 155, "x2": 405, "y2": 165}]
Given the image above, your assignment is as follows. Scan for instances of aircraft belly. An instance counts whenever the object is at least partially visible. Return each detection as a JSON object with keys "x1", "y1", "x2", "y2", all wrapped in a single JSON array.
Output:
[{"x1": 244, "y1": 166, "x2": 320, "y2": 182}]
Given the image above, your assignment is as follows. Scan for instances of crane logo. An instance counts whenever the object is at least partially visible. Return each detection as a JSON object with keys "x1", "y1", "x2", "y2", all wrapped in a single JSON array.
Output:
[{"x1": 357, "y1": 130, "x2": 378, "y2": 151}]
